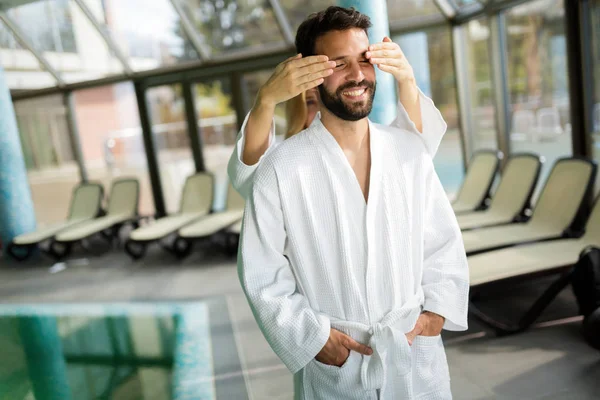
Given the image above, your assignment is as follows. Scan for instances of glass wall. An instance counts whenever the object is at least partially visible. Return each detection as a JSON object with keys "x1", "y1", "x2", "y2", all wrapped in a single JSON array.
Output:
[
  {"x1": 13, "y1": 95, "x2": 77, "y2": 225},
  {"x1": 591, "y1": 0, "x2": 600, "y2": 193},
  {"x1": 194, "y1": 78, "x2": 238, "y2": 210},
  {"x1": 505, "y1": 0, "x2": 571, "y2": 190},
  {"x1": 74, "y1": 83, "x2": 155, "y2": 216},
  {"x1": 393, "y1": 27, "x2": 464, "y2": 198},
  {"x1": 464, "y1": 17, "x2": 497, "y2": 151},
  {"x1": 146, "y1": 84, "x2": 196, "y2": 214}
]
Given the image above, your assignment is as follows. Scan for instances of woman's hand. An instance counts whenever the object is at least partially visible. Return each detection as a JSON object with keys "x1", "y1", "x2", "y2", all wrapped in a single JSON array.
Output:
[{"x1": 257, "y1": 54, "x2": 336, "y2": 109}]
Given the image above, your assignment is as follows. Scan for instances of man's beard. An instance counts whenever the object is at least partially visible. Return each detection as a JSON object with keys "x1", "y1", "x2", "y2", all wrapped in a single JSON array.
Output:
[{"x1": 318, "y1": 80, "x2": 376, "y2": 122}]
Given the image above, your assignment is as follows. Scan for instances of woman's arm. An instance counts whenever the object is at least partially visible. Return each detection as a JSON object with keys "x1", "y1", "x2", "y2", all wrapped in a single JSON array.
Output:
[
  {"x1": 367, "y1": 37, "x2": 448, "y2": 157},
  {"x1": 227, "y1": 108, "x2": 277, "y2": 199},
  {"x1": 392, "y1": 83, "x2": 448, "y2": 158},
  {"x1": 228, "y1": 54, "x2": 335, "y2": 198}
]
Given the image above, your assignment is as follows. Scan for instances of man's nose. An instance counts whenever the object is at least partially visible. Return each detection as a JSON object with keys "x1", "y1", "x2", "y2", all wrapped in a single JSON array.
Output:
[{"x1": 347, "y1": 61, "x2": 365, "y2": 82}]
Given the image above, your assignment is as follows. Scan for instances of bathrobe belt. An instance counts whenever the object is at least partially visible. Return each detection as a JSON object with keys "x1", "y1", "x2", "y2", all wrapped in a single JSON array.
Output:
[{"x1": 329, "y1": 292, "x2": 425, "y2": 390}]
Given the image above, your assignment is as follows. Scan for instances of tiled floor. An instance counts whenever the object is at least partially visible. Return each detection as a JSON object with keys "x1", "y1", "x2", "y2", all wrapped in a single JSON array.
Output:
[{"x1": 0, "y1": 242, "x2": 599, "y2": 399}]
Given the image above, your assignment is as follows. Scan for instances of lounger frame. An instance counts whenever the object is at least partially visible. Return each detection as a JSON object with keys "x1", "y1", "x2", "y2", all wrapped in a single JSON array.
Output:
[
  {"x1": 48, "y1": 178, "x2": 140, "y2": 259},
  {"x1": 469, "y1": 246, "x2": 597, "y2": 336},
  {"x1": 469, "y1": 190, "x2": 600, "y2": 335},
  {"x1": 124, "y1": 173, "x2": 215, "y2": 260},
  {"x1": 466, "y1": 157, "x2": 597, "y2": 256},
  {"x1": 453, "y1": 150, "x2": 503, "y2": 214},
  {"x1": 167, "y1": 184, "x2": 244, "y2": 260},
  {"x1": 460, "y1": 153, "x2": 542, "y2": 231},
  {"x1": 171, "y1": 223, "x2": 240, "y2": 260},
  {"x1": 6, "y1": 182, "x2": 105, "y2": 261}
]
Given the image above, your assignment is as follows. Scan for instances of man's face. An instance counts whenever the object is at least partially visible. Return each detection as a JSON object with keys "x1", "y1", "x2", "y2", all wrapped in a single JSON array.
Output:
[{"x1": 315, "y1": 28, "x2": 376, "y2": 122}]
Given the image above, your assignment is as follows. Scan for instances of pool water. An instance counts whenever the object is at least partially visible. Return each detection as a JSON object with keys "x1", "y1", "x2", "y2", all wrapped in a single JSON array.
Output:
[{"x1": 0, "y1": 301, "x2": 246, "y2": 400}]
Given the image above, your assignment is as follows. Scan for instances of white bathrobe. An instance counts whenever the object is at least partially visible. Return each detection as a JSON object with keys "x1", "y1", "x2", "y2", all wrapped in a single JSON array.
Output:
[
  {"x1": 228, "y1": 89, "x2": 447, "y2": 199},
  {"x1": 237, "y1": 115, "x2": 469, "y2": 399}
]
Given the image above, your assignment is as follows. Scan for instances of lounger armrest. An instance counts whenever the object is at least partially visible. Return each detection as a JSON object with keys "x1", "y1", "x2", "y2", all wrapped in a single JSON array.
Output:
[
  {"x1": 563, "y1": 227, "x2": 585, "y2": 239},
  {"x1": 512, "y1": 213, "x2": 531, "y2": 223},
  {"x1": 462, "y1": 221, "x2": 517, "y2": 232},
  {"x1": 136, "y1": 214, "x2": 153, "y2": 225},
  {"x1": 580, "y1": 245, "x2": 600, "y2": 258}
]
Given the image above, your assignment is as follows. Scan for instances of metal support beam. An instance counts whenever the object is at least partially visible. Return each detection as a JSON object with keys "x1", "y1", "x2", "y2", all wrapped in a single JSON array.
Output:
[
  {"x1": 72, "y1": 0, "x2": 133, "y2": 75},
  {"x1": 11, "y1": 46, "x2": 294, "y2": 100},
  {"x1": 489, "y1": 13, "x2": 511, "y2": 163},
  {"x1": 169, "y1": 0, "x2": 210, "y2": 61},
  {"x1": 452, "y1": 1, "x2": 485, "y2": 24},
  {"x1": 268, "y1": 0, "x2": 295, "y2": 46},
  {"x1": 452, "y1": 0, "x2": 534, "y2": 25},
  {"x1": 451, "y1": 25, "x2": 473, "y2": 170},
  {"x1": 433, "y1": 0, "x2": 457, "y2": 20},
  {"x1": 134, "y1": 82, "x2": 166, "y2": 218},
  {"x1": 0, "y1": 11, "x2": 64, "y2": 86},
  {"x1": 63, "y1": 91, "x2": 88, "y2": 182},
  {"x1": 230, "y1": 72, "x2": 248, "y2": 131},
  {"x1": 182, "y1": 81, "x2": 206, "y2": 172},
  {"x1": 564, "y1": 0, "x2": 594, "y2": 159}
]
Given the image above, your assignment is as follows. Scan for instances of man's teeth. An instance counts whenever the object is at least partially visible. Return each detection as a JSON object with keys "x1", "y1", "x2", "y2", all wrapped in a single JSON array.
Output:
[{"x1": 343, "y1": 88, "x2": 365, "y2": 96}]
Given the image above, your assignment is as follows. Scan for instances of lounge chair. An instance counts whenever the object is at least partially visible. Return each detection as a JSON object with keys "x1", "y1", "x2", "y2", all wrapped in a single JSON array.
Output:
[
  {"x1": 457, "y1": 154, "x2": 542, "y2": 230},
  {"x1": 173, "y1": 183, "x2": 245, "y2": 259},
  {"x1": 49, "y1": 178, "x2": 140, "y2": 258},
  {"x1": 6, "y1": 182, "x2": 104, "y2": 261},
  {"x1": 124, "y1": 173, "x2": 214, "y2": 260},
  {"x1": 228, "y1": 220, "x2": 242, "y2": 235},
  {"x1": 452, "y1": 150, "x2": 502, "y2": 214},
  {"x1": 467, "y1": 195, "x2": 600, "y2": 335},
  {"x1": 461, "y1": 157, "x2": 596, "y2": 256}
]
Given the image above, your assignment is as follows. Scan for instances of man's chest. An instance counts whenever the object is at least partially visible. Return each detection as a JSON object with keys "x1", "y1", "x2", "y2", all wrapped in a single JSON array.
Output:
[{"x1": 280, "y1": 154, "x2": 426, "y2": 234}]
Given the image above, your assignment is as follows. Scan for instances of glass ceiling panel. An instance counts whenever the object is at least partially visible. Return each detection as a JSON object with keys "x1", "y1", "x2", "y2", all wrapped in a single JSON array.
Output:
[
  {"x1": 6, "y1": 0, "x2": 124, "y2": 84},
  {"x1": 180, "y1": 0, "x2": 285, "y2": 57},
  {"x1": 95, "y1": 0, "x2": 200, "y2": 71},
  {"x1": 279, "y1": 0, "x2": 336, "y2": 33},
  {"x1": 0, "y1": 18, "x2": 58, "y2": 89},
  {"x1": 387, "y1": 0, "x2": 442, "y2": 23}
]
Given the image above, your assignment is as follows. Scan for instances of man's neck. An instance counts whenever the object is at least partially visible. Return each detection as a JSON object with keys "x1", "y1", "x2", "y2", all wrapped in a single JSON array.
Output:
[{"x1": 319, "y1": 107, "x2": 369, "y2": 149}]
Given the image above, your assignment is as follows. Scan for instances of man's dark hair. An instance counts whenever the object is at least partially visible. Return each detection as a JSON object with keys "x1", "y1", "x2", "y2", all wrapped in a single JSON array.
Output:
[{"x1": 295, "y1": 6, "x2": 372, "y2": 57}]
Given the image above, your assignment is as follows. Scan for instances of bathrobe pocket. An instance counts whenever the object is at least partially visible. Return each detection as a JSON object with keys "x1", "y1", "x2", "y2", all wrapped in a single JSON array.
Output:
[
  {"x1": 411, "y1": 335, "x2": 451, "y2": 399},
  {"x1": 302, "y1": 351, "x2": 373, "y2": 399}
]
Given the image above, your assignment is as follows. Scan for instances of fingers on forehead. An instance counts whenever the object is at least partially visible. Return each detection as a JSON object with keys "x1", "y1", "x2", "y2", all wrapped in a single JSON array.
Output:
[
  {"x1": 369, "y1": 42, "x2": 397, "y2": 50},
  {"x1": 300, "y1": 55, "x2": 329, "y2": 65}
]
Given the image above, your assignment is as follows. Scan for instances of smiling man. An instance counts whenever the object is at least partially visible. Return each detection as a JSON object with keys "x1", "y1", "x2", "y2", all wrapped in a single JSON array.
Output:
[{"x1": 238, "y1": 6, "x2": 469, "y2": 400}]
